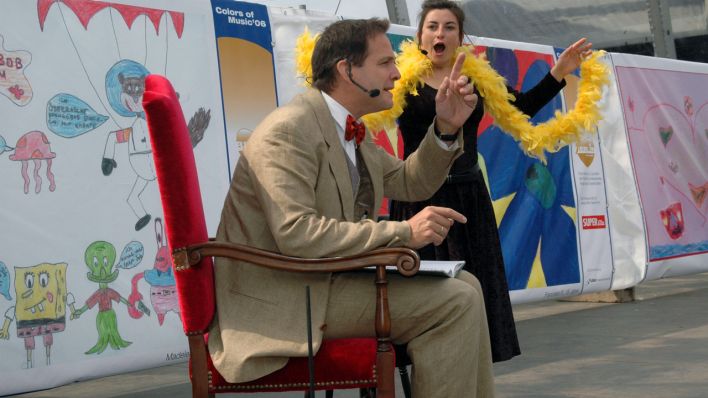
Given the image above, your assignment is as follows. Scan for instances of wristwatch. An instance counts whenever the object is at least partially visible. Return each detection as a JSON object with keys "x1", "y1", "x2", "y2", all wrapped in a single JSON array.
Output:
[{"x1": 434, "y1": 123, "x2": 459, "y2": 142}]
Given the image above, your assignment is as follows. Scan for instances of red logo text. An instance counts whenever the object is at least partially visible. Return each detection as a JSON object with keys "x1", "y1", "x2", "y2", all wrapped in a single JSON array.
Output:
[{"x1": 582, "y1": 215, "x2": 606, "y2": 230}]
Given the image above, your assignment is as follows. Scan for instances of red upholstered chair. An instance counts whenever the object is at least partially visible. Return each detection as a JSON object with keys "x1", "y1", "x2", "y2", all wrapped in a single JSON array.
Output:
[{"x1": 142, "y1": 74, "x2": 420, "y2": 398}]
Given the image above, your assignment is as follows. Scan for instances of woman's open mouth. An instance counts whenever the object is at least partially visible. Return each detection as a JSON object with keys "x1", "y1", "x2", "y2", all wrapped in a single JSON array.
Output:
[{"x1": 433, "y1": 43, "x2": 446, "y2": 55}]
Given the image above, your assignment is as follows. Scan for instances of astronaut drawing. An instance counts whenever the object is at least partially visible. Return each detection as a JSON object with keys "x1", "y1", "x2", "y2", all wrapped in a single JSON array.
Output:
[{"x1": 101, "y1": 59, "x2": 210, "y2": 231}]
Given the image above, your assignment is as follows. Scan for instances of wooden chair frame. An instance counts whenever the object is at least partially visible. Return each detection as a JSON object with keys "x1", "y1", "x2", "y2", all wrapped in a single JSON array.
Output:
[{"x1": 173, "y1": 241, "x2": 419, "y2": 398}]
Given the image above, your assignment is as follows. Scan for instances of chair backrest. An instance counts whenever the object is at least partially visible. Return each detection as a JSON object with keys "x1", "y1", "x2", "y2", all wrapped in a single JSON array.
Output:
[{"x1": 142, "y1": 74, "x2": 215, "y2": 335}]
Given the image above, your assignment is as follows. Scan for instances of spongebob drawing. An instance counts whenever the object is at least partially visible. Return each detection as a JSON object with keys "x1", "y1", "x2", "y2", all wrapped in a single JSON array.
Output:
[{"x1": 0, "y1": 262, "x2": 68, "y2": 368}]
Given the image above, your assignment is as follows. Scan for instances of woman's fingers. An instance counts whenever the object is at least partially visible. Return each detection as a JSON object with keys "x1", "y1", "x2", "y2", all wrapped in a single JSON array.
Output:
[{"x1": 449, "y1": 52, "x2": 466, "y2": 82}]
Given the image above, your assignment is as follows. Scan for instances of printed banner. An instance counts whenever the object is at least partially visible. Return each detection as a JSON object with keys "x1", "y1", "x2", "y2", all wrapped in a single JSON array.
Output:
[
  {"x1": 561, "y1": 46, "x2": 615, "y2": 294},
  {"x1": 0, "y1": 0, "x2": 226, "y2": 395},
  {"x1": 212, "y1": 0, "x2": 277, "y2": 175},
  {"x1": 611, "y1": 53, "x2": 708, "y2": 280}
]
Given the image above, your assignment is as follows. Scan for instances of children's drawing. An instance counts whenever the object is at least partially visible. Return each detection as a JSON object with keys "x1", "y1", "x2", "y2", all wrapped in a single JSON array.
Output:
[
  {"x1": 46, "y1": 93, "x2": 109, "y2": 138},
  {"x1": 0, "y1": 34, "x2": 33, "y2": 106},
  {"x1": 100, "y1": 60, "x2": 210, "y2": 231},
  {"x1": 129, "y1": 218, "x2": 179, "y2": 325},
  {"x1": 116, "y1": 240, "x2": 145, "y2": 270},
  {"x1": 100, "y1": 60, "x2": 154, "y2": 231},
  {"x1": 669, "y1": 161, "x2": 679, "y2": 174},
  {"x1": 0, "y1": 135, "x2": 11, "y2": 155},
  {"x1": 689, "y1": 182, "x2": 707, "y2": 208},
  {"x1": 660, "y1": 202, "x2": 684, "y2": 240},
  {"x1": 684, "y1": 96, "x2": 694, "y2": 117},
  {"x1": 617, "y1": 67, "x2": 708, "y2": 260},
  {"x1": 0, "y1": 261, "x2": 11, "y2": 301},
  {"x1": 71, "y1": 241, "x2": 148, "y2": 355},
  {"x1": 37, "y1": 0, "x2": 186, "y2": 38},
  {"x1": 8, "y1": 131, "x2": 56, "y2": 194},
  {"x1": 658, "y1": 125, "x2": 673, "y2": 147},
  {"x1": 658, "y1": 175, "x2": 707, "y2": 226},
  {"x1": 38, "y1": 0, "x2": 211, "y2": 231},
  {"x1": 0, "y1": 262, "x2": 68, "y2": 368}
]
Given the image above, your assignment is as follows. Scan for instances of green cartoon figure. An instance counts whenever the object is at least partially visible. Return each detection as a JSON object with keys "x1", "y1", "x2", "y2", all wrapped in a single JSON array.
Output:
[{"x1": 71, "y1": 241, "x2": 146, "y2": 354}]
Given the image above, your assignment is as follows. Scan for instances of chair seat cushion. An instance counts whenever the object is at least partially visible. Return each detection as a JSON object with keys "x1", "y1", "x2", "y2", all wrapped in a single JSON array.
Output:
[{"x1": 206, "y1": 338, "x2": 385, "y2": 393}]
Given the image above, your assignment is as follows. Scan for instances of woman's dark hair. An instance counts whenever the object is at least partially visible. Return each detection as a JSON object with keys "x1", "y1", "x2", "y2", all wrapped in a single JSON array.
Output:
[
  {"x1": 311, "y1": 18, "x2": 390, "y2": 93},
  {"x1": 416, "y1": 0, "x2": 465, "y2": 43}
]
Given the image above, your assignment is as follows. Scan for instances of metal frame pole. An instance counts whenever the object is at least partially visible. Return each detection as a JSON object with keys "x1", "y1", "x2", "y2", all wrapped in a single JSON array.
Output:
[
  {"x1": 385, "y1": 0, "x2": 410, "y2": 26},
  {"x1": 647, "y1": 0, "x2": 677, "y2": 58}
]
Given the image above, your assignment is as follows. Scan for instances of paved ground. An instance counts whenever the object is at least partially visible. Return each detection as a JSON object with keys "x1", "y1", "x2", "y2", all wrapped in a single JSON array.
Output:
[{"x1": 10, "y1": 272, "x2": 708, "y2": 397}]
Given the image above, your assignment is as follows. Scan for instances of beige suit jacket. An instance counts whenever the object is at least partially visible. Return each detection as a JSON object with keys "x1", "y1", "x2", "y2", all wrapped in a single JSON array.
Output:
[{"x1": 208, "y1": 89, "x2": 463, "y2": 383}]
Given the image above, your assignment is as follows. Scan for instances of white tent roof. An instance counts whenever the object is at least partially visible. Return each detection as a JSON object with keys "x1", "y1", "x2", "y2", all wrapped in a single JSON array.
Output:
[{"x1": 460, "y1": 0, "x2": 706, "y2": 48}]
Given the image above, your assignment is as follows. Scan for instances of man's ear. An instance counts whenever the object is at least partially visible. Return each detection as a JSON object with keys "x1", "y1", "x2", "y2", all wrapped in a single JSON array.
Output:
[{"x1": 335, "y1": 59, "x2": 350, "y2": 84}]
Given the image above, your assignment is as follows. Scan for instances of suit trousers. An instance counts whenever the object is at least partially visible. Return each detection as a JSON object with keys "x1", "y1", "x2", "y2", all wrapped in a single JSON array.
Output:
[{"x1": 323, "y1": 270, "x2": 496, "y2": 397}]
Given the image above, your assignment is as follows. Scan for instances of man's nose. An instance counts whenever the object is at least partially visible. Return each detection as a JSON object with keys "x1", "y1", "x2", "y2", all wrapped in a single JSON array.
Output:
[{"x1": 391, "y1": 65, "x2": 401, "y2": 81}]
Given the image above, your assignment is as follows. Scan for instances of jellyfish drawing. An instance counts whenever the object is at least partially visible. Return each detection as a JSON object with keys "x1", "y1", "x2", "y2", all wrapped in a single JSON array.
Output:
[{"x1": 8, "y1": 131, "x2": 56, "y2": 194}]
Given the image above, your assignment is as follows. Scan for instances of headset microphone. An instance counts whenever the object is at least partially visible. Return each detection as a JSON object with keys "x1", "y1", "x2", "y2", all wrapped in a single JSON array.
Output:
[{"x1": 347, "y1": 63, "x2": 380, "y2": 98}]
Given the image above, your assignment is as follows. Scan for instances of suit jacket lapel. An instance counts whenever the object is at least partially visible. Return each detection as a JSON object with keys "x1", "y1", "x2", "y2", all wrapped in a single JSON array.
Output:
[{"x1": 304, "y1": 90, "x2": 355, "y2": 221}]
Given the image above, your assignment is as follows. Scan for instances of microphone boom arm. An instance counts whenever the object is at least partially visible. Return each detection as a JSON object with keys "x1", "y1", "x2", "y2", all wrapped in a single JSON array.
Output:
[{"x1": 347, "y1": 62, "x2": 380, "y2": 98}]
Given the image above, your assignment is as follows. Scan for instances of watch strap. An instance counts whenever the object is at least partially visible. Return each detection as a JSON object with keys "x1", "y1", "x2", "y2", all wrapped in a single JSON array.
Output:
[{"x1": 434, "y1": 123, "x2": 459, "y2": 142}]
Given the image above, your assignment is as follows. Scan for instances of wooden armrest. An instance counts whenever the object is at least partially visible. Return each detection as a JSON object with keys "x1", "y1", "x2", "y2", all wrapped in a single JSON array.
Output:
[{"x1": 173, "y1": 240, "x2": 420, "y2": 276}]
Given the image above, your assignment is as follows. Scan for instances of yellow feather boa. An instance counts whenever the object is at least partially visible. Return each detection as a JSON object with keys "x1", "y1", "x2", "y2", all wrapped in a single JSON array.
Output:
[
  {"x1": 295, "y1": 27, "x2": 317, "y2": 87},
  {"x1": 295, "y1": 30, "x2": 610, "y2": 161}
]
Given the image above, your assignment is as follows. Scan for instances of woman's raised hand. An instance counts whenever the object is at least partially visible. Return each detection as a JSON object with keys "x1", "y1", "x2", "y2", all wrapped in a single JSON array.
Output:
[{"x1": 551, "y1": 37, "x2": 594, "y2": 81}]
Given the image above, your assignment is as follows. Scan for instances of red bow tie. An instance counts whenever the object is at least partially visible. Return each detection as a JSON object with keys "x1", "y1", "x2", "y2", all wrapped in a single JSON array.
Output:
[{"x1": 345, "y1": 115, "x2": 365, "y2": 146}]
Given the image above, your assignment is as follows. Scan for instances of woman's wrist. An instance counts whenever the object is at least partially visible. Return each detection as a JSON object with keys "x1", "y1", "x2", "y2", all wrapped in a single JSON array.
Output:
[{"x1": 550, "y1": 65, "x2": 565, "y2": 83}]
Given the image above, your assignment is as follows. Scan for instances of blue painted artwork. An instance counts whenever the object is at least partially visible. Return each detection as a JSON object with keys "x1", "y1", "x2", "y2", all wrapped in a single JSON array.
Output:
[
  {"x1": 478, "y1": 52, "x2": 580, "y2": 290},
  {"x1": 144, "y1": 268, "x2": 175, "y2": 287},
  {"x1": 650, "y1": 240, "x2": 708, "y2": 260},
  {"x1": 0, "y1": 261, "x2": 11, "y2": 300},
  {"x1": 116, "y1": 241, "x2": 144, "y2": 269},
  {"x1": 46, "y1": 93, "x2": 109, "y2": 138},
  {"x1": 0, "y1": 135, "x2": 12, "y2": 155},
  {"x1": 105, "y1": 60, "x2": 149, "y2": 118}
]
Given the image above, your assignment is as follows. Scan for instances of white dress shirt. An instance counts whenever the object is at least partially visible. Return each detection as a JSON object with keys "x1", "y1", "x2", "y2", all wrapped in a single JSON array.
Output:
[{"x1": 322, "y1": 92, "x2": 358, "y2": 166}]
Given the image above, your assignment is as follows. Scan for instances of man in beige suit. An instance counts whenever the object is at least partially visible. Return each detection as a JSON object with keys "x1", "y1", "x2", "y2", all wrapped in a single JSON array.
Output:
[{"x1": 209, "y1": 18, "x2": 495, "y2": 397}]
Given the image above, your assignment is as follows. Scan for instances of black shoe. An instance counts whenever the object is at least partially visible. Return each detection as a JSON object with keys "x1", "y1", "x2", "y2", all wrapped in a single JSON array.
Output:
[
  {"x1": 102, "y1": 158, "x2": 117, "y2": 176},
  {"x1": 135, "y1": 214, "x2": 151, "y2": 231}
]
